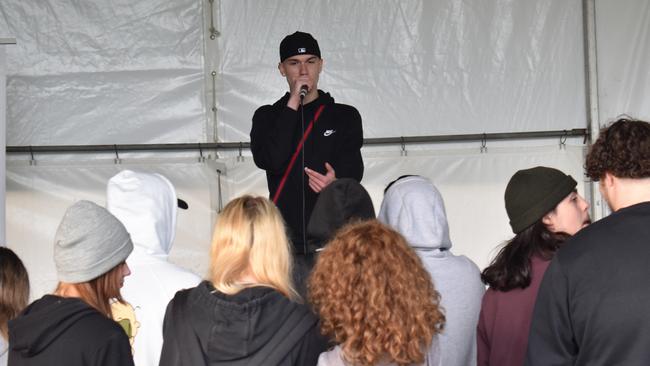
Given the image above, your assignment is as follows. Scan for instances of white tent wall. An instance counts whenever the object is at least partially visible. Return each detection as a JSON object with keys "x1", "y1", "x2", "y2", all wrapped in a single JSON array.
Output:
[
  {"x1": 595, "y1": 0, "x2": 650, "y2": 121},
  {"x1": 214, "y1": 0, "x2": 586, "y2": 139},
  {"x1": 1, "y1": 0, "x2": 647, "y2": 300}
]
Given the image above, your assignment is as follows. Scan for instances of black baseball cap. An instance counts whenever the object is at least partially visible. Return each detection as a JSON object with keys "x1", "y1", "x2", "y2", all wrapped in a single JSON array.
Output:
[{"x1": 280, "y1": 31, "x2": 321, "y2": 62}]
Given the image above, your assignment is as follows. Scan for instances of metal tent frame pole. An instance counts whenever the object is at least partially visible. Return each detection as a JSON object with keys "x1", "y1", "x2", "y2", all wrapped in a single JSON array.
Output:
[
  {"x1": 582, "y1": 0, "x2": 606, "y2": 220},
  {"x1": 6, "y1": 128, "x2": 588, "y2": 155}
]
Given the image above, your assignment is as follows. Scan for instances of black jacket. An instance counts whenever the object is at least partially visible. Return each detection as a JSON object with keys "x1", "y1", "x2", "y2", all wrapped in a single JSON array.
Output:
[
  {"x1": 250, "y1": 91, "x2": 364, "y2": 253},
  {"x1": 8, "y1": 295, "x2": 134, "y2": 366},
  {"x1": 159, "y1": 281, "x2": 328, "y2": 366},
  {"x1": 525, "y1": 201, "x2": 650, "y2": 366}
]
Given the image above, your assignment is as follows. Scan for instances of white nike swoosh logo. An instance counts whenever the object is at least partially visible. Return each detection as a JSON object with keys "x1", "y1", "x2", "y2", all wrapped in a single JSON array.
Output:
[{"x1": 324, "y1": 129, "x2": 335, "y2": 137}]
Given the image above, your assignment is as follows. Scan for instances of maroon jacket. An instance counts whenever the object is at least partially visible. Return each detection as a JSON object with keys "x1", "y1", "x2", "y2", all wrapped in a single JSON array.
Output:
[{"x1": 477, "y1": 256, "x2": 550, "y2": 366}]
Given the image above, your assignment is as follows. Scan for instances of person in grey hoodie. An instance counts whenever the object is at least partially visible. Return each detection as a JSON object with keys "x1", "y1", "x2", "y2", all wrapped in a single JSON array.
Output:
[{"x1": 378, "y1": 175, "x2": 484, "y2": 366}]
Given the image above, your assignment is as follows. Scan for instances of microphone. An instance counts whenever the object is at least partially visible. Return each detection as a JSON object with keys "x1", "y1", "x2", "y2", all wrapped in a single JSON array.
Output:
[{"x1": 299, "y1": 85, "x2": 308, "y2": 100}]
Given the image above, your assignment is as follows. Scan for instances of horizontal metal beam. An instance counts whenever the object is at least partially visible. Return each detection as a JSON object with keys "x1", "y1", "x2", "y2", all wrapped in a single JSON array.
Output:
[
  {"x1": 0, "y1": 38, "x2": 17, "y2": 45},
  {"x1": 6, "y1": 128, "x2": 588, "y2": 154}
]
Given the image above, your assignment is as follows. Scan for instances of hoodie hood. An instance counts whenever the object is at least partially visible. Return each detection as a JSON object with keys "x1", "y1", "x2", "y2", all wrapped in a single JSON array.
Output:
[
  {"x1": 107, "y1": 170, "x2": 178, "y2": 260},
  {"x1": 378, "y1": 176, "x2": 452, "y2": 251},
  {"x1": 8, "y1": 295, "x2": 97, "y2": 357},
  {"x1": 307, "y1": 178, "x2": 375, "y2": 249},
  {"x1": 187, "y1": 282, "x2": 314, "y2": 364}
]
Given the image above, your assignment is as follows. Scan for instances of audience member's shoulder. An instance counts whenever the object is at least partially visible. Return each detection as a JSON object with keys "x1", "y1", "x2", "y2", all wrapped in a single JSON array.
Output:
[{"x1": 455, "y1": 254, "x2": 482, "y2": 273}]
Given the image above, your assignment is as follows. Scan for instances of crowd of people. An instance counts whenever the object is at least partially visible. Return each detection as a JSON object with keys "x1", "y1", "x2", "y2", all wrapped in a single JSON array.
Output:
[{"x1": 1, "y1": 29, "x2": 649, "y2": 366}]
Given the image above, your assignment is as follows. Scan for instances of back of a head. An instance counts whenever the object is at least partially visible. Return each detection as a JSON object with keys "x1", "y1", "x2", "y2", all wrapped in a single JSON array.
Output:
[
  {"x1": 378, "y1": 175, "x2": 452, "y2": 251},
  {"x1": 586, "y1": 118, "x2": 650, "y2": 181},
  {"x1": 54, "y1": 200, "x2": 134, "y2": 315},
  {"x1": 210, "y1": 195, "x2": 296, "y2": 300},
  {"x1": 107, "y1": 170, "x2": 179, "y2": 258},
  {"x1": 309, "y1": 220, "x2": 445, "y2": 366},
  {"x1": 306, "y1": 178, "x2": 375, "y2": 249},
  {"x1": 0, "y1": 247, "x2": 30, "y2": 339}
]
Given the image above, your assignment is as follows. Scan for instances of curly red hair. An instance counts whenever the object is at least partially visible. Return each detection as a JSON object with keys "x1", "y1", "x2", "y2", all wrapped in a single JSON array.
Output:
[{"x1": 308, "y1": 220, "x2": 445, "y2": 366}]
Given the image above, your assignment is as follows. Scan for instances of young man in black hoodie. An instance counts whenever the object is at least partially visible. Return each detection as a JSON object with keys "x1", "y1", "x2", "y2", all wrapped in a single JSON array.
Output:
[
  {"x1": 525, "y1": 118, "x2": 650, "y2": 365},
  {"x1": 250, "y1": 31, "x2": 364, "y2": 277}
]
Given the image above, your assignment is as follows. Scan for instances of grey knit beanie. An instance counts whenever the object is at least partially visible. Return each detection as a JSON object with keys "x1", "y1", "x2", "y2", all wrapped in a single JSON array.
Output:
[
  {"x1": 54, "y1": 200, "x2": 133, "y2": 283},
  {"x1": 505, "y1": 166, "x2": 577, "y2": 234}
]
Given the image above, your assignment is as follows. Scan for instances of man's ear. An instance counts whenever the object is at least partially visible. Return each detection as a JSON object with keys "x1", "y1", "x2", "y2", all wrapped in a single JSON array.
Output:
[
  {"x1": 602, "y1": 172, "x2": 616, "y2": 189},
  {"x1": 278, "y1": 62, "x2": 285, "y2": 77}
]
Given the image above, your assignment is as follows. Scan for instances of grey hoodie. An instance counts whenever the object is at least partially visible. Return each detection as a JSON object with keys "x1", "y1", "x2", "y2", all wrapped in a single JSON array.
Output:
[{"x1": 378, "y1": 176, "x2": 484, "y2": 366}]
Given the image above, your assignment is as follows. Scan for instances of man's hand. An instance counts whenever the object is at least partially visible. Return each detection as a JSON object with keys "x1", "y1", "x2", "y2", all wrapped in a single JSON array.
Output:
[{"x1": 305, "y1": 162, "x2": 336, "y2": 193}]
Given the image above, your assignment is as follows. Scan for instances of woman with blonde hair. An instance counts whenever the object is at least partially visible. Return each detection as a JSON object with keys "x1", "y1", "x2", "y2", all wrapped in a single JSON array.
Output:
[
  {"x1": 160, "y1": 195, "x2": 327, "y2": 366},
  {"x1": 8, "y1": 200, "x2": 135, "y2": 366},
  {"x1": 309, "y1": 220, "x2": 445, "y2": 366},
  {"x1": 0, "y1": 247, "x2": 30, "y2": 366}
]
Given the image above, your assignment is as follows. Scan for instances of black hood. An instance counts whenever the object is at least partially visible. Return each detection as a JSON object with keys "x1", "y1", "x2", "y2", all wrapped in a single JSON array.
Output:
[
  {"x1": 307, "y1": 178, "x2": 375, "y2": 249},
  {"x1": 8, "y1": 295, "x2": 98, "y2": 358},
  {"x1": 189, "y1": 282, "x2": 312, "y2": 364}
]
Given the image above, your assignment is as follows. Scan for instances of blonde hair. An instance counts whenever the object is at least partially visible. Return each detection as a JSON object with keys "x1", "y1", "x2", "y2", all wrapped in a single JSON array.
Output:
[{"x1": 209, "y1": 195, "x2": 297, "y2": 300}]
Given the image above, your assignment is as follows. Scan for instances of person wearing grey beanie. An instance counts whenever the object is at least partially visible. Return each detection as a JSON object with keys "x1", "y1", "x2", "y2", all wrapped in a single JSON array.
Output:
[
  {"x1": 477, "y1": 166, "x2": 591, "y2": 366},
  {"x1": 7, "y1": 200, "x2": 135, "y2": 366}
]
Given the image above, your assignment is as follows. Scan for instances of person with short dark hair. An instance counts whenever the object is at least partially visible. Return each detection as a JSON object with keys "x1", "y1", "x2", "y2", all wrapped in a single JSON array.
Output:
[
  {"x1": 478, "y1": 166, "x2": 590, "y2": 366},
  {"x1": 8, "y1": 201, "x2": 135, "y2": 366},
  {"x1": 250, "y1": 31, "x2": 364, "y2": 265},
  {"x1": 0, "y1": 247, "x2": 29, "y2": 366},
  {"x1": 525, "y1": 118, "x2": 650, "y2": 365}
]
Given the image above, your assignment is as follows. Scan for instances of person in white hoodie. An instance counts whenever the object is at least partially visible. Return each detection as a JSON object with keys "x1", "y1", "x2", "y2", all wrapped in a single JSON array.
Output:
[
  {"x1": 378, "y1": 175, "x2": 485, "y2": 366},
  {"x1": 106, "y1": 170, "x2": 201, "y2": 366}
]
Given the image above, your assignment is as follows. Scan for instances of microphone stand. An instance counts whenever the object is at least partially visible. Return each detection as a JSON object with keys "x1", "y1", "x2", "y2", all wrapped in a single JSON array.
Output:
[{"x1": 299, "y1": 93, "x2": 307, "y2": 256}]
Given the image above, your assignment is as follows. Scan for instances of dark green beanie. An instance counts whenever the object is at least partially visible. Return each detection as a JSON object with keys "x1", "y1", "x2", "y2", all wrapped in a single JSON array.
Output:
[{"x1": 505, "y1": 166, "x2": 577, "y2": 234}]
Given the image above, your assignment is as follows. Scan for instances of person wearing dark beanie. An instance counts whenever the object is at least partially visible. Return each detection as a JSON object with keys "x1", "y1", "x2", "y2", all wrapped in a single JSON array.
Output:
[
  {"x1": 477, "y1": 166, "x2": 591, "y2": 366},
  {"x1": 250, "y1": 31, "x2": 364, "y2": 286}
]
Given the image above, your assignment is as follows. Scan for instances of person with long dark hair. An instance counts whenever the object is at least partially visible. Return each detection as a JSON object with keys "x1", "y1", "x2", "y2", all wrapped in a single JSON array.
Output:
[
  {"x1": 477, "y1": 166, "x2": 590, "y2": 366},
  {"x1": 0, "y1": 247, "x2": 30, "y2": 366},
  {"x1": 8, "y1": 201, "x2": 135, "y2": 366}
]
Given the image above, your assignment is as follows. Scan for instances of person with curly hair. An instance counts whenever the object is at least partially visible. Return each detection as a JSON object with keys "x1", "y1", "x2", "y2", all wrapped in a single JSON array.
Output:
[
  {"x1": 477, "y1": 166, "x2": 590, "y2": 366},
  {"x1": 0, "y1": 247, "x2": 30, "y2": 366},
  {"x1": 309, "y1": 220, "x2": 445, "y2": 366},
  {"x1": 159, "y1": 195, "x2": 327, "y2": 366},
  {"x1": 526, "y1": 118, "x2": 650, "y2": 365}
]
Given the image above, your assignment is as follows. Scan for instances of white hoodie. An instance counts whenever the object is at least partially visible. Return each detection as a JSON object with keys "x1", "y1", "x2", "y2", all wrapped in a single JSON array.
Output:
[
  {"x1": 107, "y1": 170, "x2": 201, "y2": 366},
  {"x1": 378, "y1": 176, "x2": 484, "y2": 366}
]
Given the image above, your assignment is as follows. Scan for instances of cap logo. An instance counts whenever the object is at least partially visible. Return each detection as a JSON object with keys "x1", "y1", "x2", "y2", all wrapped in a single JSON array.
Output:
[{"x1": 298, "y1": 47, "x2": 306, "y2": 53}]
